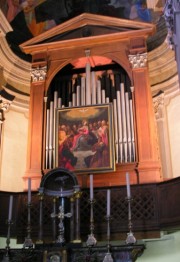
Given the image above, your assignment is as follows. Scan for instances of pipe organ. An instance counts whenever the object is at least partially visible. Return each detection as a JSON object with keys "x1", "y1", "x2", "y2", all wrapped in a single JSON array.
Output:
[
  {"x1": 45, "y1": 66, "x2": 136, "y2": 170},
  {"x1": 20, "y1": 13, "x2": 161, "y2": 189}
]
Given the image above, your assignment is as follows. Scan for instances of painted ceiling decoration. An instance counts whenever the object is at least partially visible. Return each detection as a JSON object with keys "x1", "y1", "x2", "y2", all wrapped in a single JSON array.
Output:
[
  {"x1": 0, "y1": 0, "x2": 179, "y2": 97},
  {"x1": 0, "y1": 0, "x2": 165, "y2": 62},
  {"x1": 163, "y1": 0, "x2": 180, "y2": 48}
]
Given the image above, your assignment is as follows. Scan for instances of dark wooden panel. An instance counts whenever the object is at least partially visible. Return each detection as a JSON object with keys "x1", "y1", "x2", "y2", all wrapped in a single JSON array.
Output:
[
  {"x1": 158, "y1": 177, "x2": 180, "y2": 228},
  {"x1": 1, "y1": 177, "x2": 180, "y2": 243}
]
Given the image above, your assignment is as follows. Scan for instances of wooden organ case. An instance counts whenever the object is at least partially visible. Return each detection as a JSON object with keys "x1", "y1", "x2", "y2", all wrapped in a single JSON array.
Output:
[{"x1": 20, "y1": 13, "x2": 162, "y2": 190}]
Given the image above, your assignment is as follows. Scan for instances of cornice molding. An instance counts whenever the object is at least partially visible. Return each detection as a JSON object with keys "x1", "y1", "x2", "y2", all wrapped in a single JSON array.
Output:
[
  {"x1": 3, "y1": 85, "x2": 29, "y2": 113},
  {"x1": 148, "y1": 41, "x2": 177, "y2": 86},
  {"x1": 0, "y1": 35, "x2": 31, "y2": 94},
  {"x1": 0, "y1": 10, "x2": 12, "y2": 36},
  {"x1": 0, "y1": 10, "x2": 31, "y2": 94}
]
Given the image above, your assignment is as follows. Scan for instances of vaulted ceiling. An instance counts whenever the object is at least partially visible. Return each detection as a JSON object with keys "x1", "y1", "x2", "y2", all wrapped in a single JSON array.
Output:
[{"x1": 0, "y1": 1, "x2": 178, "y2": 100}]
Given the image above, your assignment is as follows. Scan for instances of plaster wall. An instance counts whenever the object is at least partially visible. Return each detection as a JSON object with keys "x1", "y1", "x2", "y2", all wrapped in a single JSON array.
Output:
[
  {"x1": 138, "y1": 231, "x2": 180, "y2": 261},
  {"x1": 167, "y1": 94, "x2": 180, "y2": 177},
  {"x1": 0, "y1": 109, "x2": 28, "y2": 192}
]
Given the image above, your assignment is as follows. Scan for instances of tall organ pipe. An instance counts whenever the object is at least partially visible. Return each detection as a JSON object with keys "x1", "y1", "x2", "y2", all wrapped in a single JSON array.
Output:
[
  {"x1": 85, "y1": 62, "x2": 91, "y2": 105},
  {"x1": 49, "y1": 101, "x2": 54, "y2": 168},
  {"x1": 45, "y1": 109, "x2": 50, "y2": 169},
  {"x1": 125, "y1": 92, "x2": 132, "y2": 162},
  {"x1": 120, "y1": 83, "x2": 128, "y2": 162}
]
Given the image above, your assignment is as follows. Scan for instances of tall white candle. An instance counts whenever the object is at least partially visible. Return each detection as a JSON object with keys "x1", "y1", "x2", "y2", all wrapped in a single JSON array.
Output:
[
  {"x1": 107, "y1": 189, "x2": 111, "y2": 216},
  {"x1": 28, "y1": 178, "x2": 31, "y2": 203},
  {"x1": 8, "y1": 195, "x2": 13, "y2": 221},
  {"x1": 90, "y1": 174, "x2": 94, "y2": 200},
  {"x1": 126, "y1": 172, "x2": 131, "y2": 198}
]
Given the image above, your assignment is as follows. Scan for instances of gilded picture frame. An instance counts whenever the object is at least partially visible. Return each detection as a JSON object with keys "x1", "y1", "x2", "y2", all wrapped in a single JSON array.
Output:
[{"x1": 55, "y1": 104, "x2": 115, "y2": 174}]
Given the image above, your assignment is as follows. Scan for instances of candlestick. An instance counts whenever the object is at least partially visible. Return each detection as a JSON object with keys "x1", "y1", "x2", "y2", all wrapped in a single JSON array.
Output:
[
  {"x1": 28, "y1": 178, "x2": 31, "y2": 203},
  {"x1": 8, "y1": 195, "x2": 13, "y2": 221},
  {"x1": 86, "y1": 174, "x2": 97, "y2": 247},
  {"x1": 125, "y1": 197, "x2": 136, "y2": 244},
  {"x1": 90, "y1": 174, "x2": 94, "y2": 200},
  {"x1": 107, "y1": 189, "x2": 111, "y2": 217},
  {"x1": 126, "y1": 172, "x2": 131, "y2": 198}
]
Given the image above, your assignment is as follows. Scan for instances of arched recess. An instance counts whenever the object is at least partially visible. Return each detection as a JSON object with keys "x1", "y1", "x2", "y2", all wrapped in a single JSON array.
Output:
[
  {"x1": 44, "y1": 58, "x2": 135, "y2": 174},
  {"x1": 45, "y1": 54, "x2": 133, "y2": 92}
]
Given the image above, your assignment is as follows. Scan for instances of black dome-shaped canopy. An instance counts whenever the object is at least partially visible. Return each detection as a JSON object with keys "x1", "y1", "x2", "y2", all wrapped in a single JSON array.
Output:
[{"x1": 39, "y1": 168, "x2": 80, "y2": 197}]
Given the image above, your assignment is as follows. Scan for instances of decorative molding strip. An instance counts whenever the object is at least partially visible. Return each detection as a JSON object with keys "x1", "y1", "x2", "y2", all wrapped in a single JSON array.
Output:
[
  {"x1": 0, "y1": 9, "x2": 12, "y2": 36},
  {"x1": 0, "y1": 14, "x2": 31, "y2": 93},
  {"x1": 128, "y1": 53, "x2": 147, "y2": 69},
  {"x1": 0, "y1": 95, "x2": 12, "y2": 122},
  {"x1": 148, "y1": 42, "x2": 177, "y2": 86},
  {"x1": 153, "y1": 92, "x2": 164, "y2": 117}
]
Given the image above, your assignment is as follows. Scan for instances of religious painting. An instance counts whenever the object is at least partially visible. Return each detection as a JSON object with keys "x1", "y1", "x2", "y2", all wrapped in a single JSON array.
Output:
[{"x1": 55, "y1": 104, "x2": 115, "y2": 174}]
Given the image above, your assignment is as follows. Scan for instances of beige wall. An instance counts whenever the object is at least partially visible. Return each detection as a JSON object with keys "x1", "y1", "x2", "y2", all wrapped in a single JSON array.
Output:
[
  {"x1": 0, "y1": 108, "x2": 28, "y2": 192},
  {"x1": 138, "y1": 231, "x2": 180, "y2": 262},
  {"x1": 167, "y1": 94, "x2": 180, "y2": 177}
]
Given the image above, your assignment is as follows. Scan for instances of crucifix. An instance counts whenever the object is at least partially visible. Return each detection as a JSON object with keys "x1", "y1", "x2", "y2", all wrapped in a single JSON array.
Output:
[{"x1": 51, "y1": 198, "x2": 72, "y2": 244}]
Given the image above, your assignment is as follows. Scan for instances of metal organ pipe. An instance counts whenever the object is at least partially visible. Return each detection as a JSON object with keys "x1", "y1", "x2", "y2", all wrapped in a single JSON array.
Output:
[
  {"x1": 45, "y1": 109, "x2": 50, "y2": 169},
  {"x1": 91, "y1": 71, "x2": 96, "y2": 105},
  {"x1": 76, "y1": 84, "x2": 81, "y2": 107},
  {"x1": 53, "y1": 91, "x2": 58, "y2": 165},
  {"x1": 116, "y1": 90, "x2": 122, "y2": 163},
  {"x1": 125, "y1": 92, "x2": 132, "y2": 162},
  {"x1": 120, "y1": 83, "x2": 128, "y2": 162},
  {"x1": 81, "y1": 76, "x2": 85, "y2": 106},
  {"x1": 85, "y1": 62, "x2": 91, "y2": 105},
  {"x1": 44, "y1": 69, "x2": 136, "y2": 169},
  {"x1": 97, "y1": 79, "x2": 102, "y2": 104},
  {"x1": 130, "y1": 87, "x2": 135, "y2": 162},
  {"x1": 49, "y1": 101, "x2": 54, "y2": 169}
]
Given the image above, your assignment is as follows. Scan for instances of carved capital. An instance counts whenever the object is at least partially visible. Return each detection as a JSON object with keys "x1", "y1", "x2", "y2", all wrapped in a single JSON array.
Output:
[
  {"x1": 128, "y1": 53, "x2": 147, "y2": 69},
  {"x1": 153, "y1": 92, "x2": 165, "y2": 119},
  {"x1": 31, "y1": 65, "x2": 47, "y2": 82},
  {"x1": 0, "y1": 97, "x2": 12, "y2": 111},
  {"x1": 0, "y1": 97, "x2": 12, "y2": 122}
]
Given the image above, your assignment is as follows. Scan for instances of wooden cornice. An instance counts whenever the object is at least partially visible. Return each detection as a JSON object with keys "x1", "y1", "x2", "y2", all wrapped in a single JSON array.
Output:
[{"x1": 20, "y1": 13, "x2": 156, "y2": 55}]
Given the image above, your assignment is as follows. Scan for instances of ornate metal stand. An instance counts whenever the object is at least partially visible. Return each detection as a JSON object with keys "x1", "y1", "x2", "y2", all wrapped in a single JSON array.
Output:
[
  {"x1": 103, "y1": 215, "x2": 113, "y2": 262},
  {"x1": 36, "y1": 193, "x2": 44, "y2": 244},
  {"x1": 126, "y1": 197, "x2": 136, "y2": 245},
  {"x1": 86, "y1": 199, "x2": 97, "y2": 247},
  {"x1": 51, "y1": 200, "x2": 72, "y2": 244},
  {"x1": 23, "y1": 203, "x2": 34, "y2": 248},
  {"x1": 2, "y1": 219, "x2": 13, "y2": 262},
  {"x1": 51, "y1": 197, "x2": 57, "y2": 242}
]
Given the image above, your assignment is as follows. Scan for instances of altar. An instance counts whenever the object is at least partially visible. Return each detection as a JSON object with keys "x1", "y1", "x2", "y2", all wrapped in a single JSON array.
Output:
[
  {"x1": 0, "y1": 242, "x2": 145, "y2": 262},
  {"x1": 0, "y1": 168, "x2": 145, "y2": 262}
]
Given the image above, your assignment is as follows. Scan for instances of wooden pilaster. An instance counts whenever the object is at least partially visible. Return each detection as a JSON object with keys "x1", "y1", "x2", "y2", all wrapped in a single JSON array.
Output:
[
  {"x1": 129, "y1": 48, "x2": 162, "y2": 183},
  {"x1": 23, "y1": 61, "x2": 47, "y2": 191}
]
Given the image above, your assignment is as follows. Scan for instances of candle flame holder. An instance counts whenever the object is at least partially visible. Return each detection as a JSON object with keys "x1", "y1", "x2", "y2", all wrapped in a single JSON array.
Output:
[
  {"x1": 103, "y1": 215, "x2": 113, "y2": 262},
  {"x1": 86, "y1": 199, "x2": 97, "y2": 247},
  {"x1": 125, "y1": 197, "x2": 136, "y2": 245},
  {"x1": 23, "y1": 203, "x2": 34, "y2": 248}
]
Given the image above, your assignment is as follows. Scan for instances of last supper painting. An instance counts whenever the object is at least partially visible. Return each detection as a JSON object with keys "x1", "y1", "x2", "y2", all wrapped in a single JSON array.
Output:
[{"x1": 55, "y1": 104, "x2": 115, "y2": 174}]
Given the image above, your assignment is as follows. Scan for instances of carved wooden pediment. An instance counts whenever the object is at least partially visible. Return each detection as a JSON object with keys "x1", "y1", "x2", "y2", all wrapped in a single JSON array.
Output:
[{"x1": 20, "y1": 13, "x2": 156, "y2": 54}]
